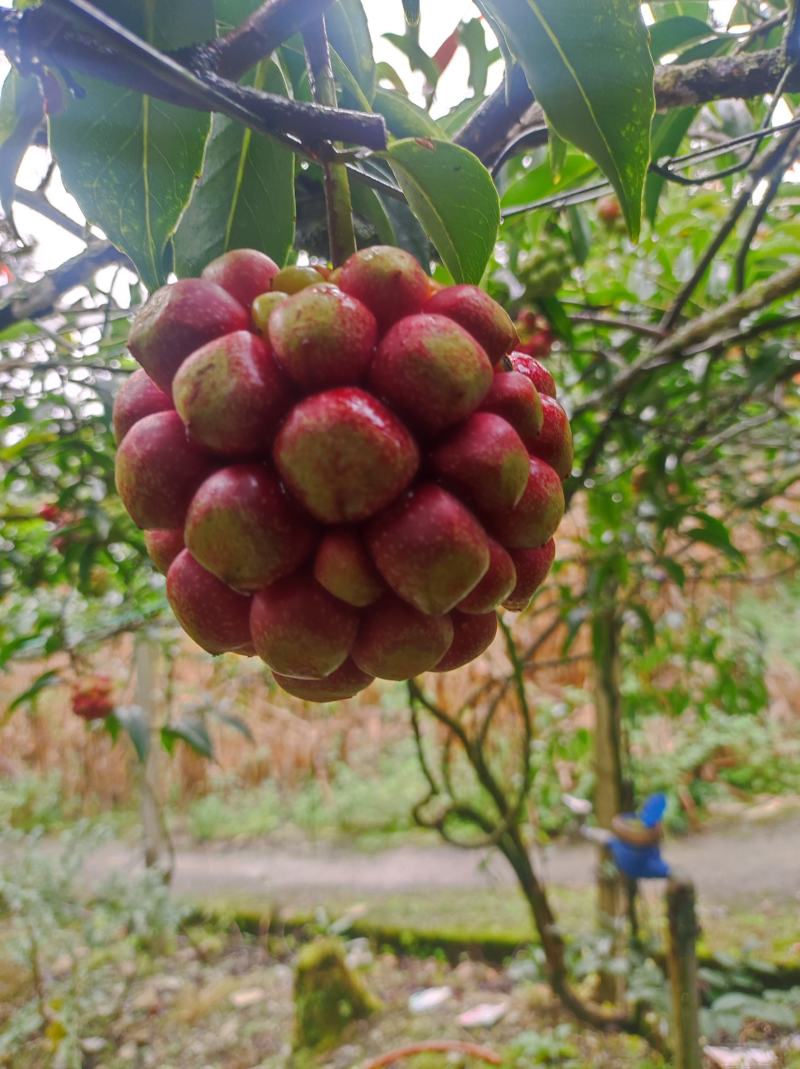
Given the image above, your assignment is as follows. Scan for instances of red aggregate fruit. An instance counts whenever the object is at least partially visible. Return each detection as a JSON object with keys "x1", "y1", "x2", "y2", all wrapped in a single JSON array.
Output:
[
  {"x1": 128, "y1": 279, "x2": 249, "y2": 395},
  {"x1": 185, "y1": 464, "x2": 317, "y2": 592},
  {"x1": 272, "y1": 659, "x2": 374, "y2": 702},
  {"x1": 115, "y1": 411, "x2": 216, "y2": 530},
  {"x1": 274, "y1": 388, "x2": 419, "y2": 523},
  {"x1": 145, "y1": 529, "x2": 185, "y2": 575},
  {"x1": 434, "y1": 611, "x2": 498, "y2": 672},
  {"x1": 528, "y1": 395, "x2": 574, "y2": 479},
  {"x1": 425, "y1": 284, "x2": 517, "y2": 365},
  {"x1": 173, "y1": 331, "x2": 294, "y2": 457},
  {"x1": 113, "y1": 369, "x2": 172, "y2": 444},
  {"x1": 116, "y1": 245, "x2": 573, "y2": 702},
  {"x1": 369, "y1": 314, "x2": 493, "y2": 436},
  {"x1": 269, "y1": 283, "x2": 377, "y2": 391},
  {"x1": 201, "y1": 248, "x2": 279, "y2": 308},
  {"x1": 71, "y1": 676, "x2": 114, "y2": 721},
  {"x1": 367, "y1": 484, "x2": 490, "y2": 615},
  {"x1": 250, "y1": 573, "x2": 360, "y2": 679},
  {"x1": 167, "y1": 550, "x2": 253, "y2": 654},
  {"x1": 338, "y1": 245, "x2": 430, "y2": 331},
  {"x1": 504, "y1": 539, "x2": 556, "y2": 612},
  {"x1": 352, "y1": 595, "x2": 454, "y2": 680}
]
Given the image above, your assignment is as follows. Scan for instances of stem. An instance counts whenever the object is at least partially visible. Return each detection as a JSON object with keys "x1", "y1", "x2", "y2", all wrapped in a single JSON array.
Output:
[
  {"x1": 304, "y1": 17, "x2": 357, "y2": 265},
  {"x1": 363, "y1": 1042, "x2": 501, "y2": 1068},
  {"x1": 666, "y1": 879, "x2": 702, "y2": 1069}
]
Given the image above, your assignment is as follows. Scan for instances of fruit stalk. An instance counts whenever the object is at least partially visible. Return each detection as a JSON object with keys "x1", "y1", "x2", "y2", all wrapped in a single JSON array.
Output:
[{"x1": 303, "y1": 16, "x2": 357, "y2": 265}]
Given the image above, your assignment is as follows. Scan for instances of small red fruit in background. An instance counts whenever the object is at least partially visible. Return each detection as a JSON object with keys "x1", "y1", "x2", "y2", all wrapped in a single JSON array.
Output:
[
  {"x1": 72, "y1": 676, "x2": 115, "y2": 721},
  {"x1": 116, "y1": 247, "x2": 573, "y2": 701}
]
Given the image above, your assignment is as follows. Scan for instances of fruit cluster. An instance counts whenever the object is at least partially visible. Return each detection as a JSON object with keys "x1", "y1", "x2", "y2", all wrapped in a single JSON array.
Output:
[
  {"x1": 517, "y1": 239, "x2": 571, "y2": 299},
  {"x1": 71, "y1": 676, "x2": 114, "y2": 721},
  {"x1": 114, "y1": 246, "x2": 573, "y2": 703},
  {"x1": 515, "y1": 309, "x2": 553, "y2": 360}
]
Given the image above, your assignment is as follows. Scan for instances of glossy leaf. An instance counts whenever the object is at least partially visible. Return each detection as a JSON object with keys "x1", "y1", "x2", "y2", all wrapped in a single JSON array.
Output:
[
  {"x1": 162, "y1": 717, "x2": 215, "y2": 760},
  {"x1": 173, "y1": 60, "x2": 295, "y2": 275},
  {"x1": 115, "y1": 704, "x2": 151, "y2": 763},
  {"x1": 327, "y1": 0, "x2": 377, "y2": 103},
  {"x1": 373, "y1": 89, "x2": 445, "y2": 140},
  {"x1": 478, "y1": 0, "x2": 655, "y2": 239},
  {"x1": 50, "y1": 0, "x2": 215, "y2": 289},
  {"x1": 384, "y1": 138, "x2": 499, "y2": 283}
]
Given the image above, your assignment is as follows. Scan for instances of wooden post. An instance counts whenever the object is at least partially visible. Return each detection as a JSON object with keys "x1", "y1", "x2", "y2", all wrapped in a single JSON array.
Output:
[
  {"x1": 666, "y1": 877, "x2": 702, "y2": 1069},
  {"x1": 134, "y1": 636, "x2": 172, "y2": 881}
]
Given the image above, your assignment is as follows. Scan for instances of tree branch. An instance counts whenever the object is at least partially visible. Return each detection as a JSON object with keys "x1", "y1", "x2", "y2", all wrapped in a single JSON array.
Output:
[{"x1": 214, "y1": 0, "x2": 336, "y2": 80}]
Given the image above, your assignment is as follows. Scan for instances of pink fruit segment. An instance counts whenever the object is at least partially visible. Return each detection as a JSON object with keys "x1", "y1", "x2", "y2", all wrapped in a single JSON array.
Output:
[
  {"x1": 367, "y1": 484, "x2": 490, "y2": 615},
  {"x1": 527, "y1": 395, "x2": 574, "y2": 479},
  {"x1": 425, "y1": 285, "x2": 517, "y2": 365},
  {"x1": 115, "y1": 411, "x2": 216, "y2": 530},
  {"x1": 338, "y1": 245, "x2": 430, "y2": 331},
  {"x1": 487, "y1": 456, "x2": 565, "y2": 550},
  {"x1": 144, "y1": 529, "x2": 185, "y2": 575},
  {"x1": 250, "y1": 573, "x2": 360, "y2": 679},
  {"x1": 269, "y1": 283, "x2": 377, "y2": 391},
  {"x1": 112, "y1": 369, "x2": 172, "y2": 444},
  {"x1": 185, "y1": 464, "x2": 317, "y2": 592},
  {"x1": 201, "y1": 248, "x2": 279, "y2": 308},
  {"x1": 167, "y1": 550, "x2": 253, "y2": 654},
  {"x1": 431, "y1": 411, "x2": 529, "y2": 514},
  {"x1": 504, "y1": 539, "x2": 556, "y2": 612},
  {"x1": 314, "y1": 528, "x2": 385, "y2": 607},
  {"x1": 457, "y1": 537, "x2": 516, "y2": 614},
  {"x1": 510, "y1": 352, "x2": 557, "y2": 398},
  {"x1": 352, "y1": 595, "x2": 454, "y2": 680},
  {"x1": 173, "y1": 331, "x2": 294, "y2": 457},
  {"x1": 480, "y1": 370, "x2": 543, "y2": 450},
  {"x1": 274, "y1": 388, "x2": 420, "y2": 524},
  {"x1": 369, "y1": 314, "x2": 493, "y2": 436},
  {"x1": 434, "y1": 611, "x2": 497, "y2": 672},
  {"x1": 273, "y1": 658, "x2": 374, "y2": 702},
  {"x1": 129, "y1": 279, "x2": 249, "y2": 395}
]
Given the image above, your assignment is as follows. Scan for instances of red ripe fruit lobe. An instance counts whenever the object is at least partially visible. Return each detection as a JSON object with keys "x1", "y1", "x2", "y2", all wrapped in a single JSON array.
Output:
[
  {"x1": 172, "y1": 331, "x2": 294, "y2": 457},
  {"x1": 528, "y1": 395, "x2": 574, "y2": 479},
  {"x1": 338, "y1": 245, "x2": 430, "y2": 331},
  {"x1": 434, "y1": 611, "x2": 497, "y2": 672},
  {"x1": 457, "y1": 537, "x2": 516, "y2": 614},
  {"x1": 274, "y1": 388, "x2": 419, "y2": 524},
  {"x1": 314, "y1": 529, "x2": 384, "y2": 607},
  {"x1": 250, "y1": 573, "x2": 359, "y2": 679},
  {"x1": 431, "y1": 412, "x2": 529, "y2": 514},
  {"x1": 269, "y1": 283, "x2": 377, "y2": 391},
  {"x1": 145, "y1": 529, "x2": 185, "y2": 575},
  {"x1": 352, "y1": 595, "x2": 454, "y2": 680},
  {"x1": 510, "y1": 352, "x2": 557, "y2": 398},
  {"x1": 201, "y1": 248, "x2": 279, "y2": 308},
  {"x1": 185, "y1": 464, "x2": 317, "y2": 592},
  {"x1": 112, "y1": 369, "x2": 172, "y2": 444},
  {"x1": 167, "y1": 550, "x2": 253, "y2": 654},
  {"x1": 504, "y1": 539, "x2": 556, "y2": 612},
  {"x1": 367, "y1": 484, "x2": 489, "y2": 615},
  {"x1": 481, "y1": 370, "x2": 543, "y2": 450},
  {"x1": 273, "y1": 659, "x2": 374, "y2": 702},
  {"x1": 129, "y1": 279, "x2": 249, "y2": 395},
  {"x1": 488, "y1": 456, "x2": 565, "y2": 550},
  {"x1": 369, "y1": 314, "x2": 493, "y2": 436},
  {"x1": 115, "y1": 411, "x2": 215, "y2": 529},
  {"x1": 425, "y1": 284, "x2": 517, "y2": 365}
]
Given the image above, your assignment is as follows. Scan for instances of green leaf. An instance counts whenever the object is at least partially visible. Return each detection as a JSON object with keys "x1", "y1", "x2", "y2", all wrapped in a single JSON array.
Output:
[
  {"x1": 173, "y1": 59, "x2": 295, "y2": 275},
  {"x1": 162, "y1": 717, "x2": 215, "y2": 760},
  {"x1": 327, "y1": 0, "x2": 377, "y2": 103},
  {"x1": 478, "y1": 0, "x2": 654, "y2": 239},
  {"x1": 384, "y1": 28, "x2": 440, "y2": 90},
  {"x1": 351, "y1": 182, "x2": 396, "y2": 245},
  {"x1": 686, "y1": 512, "x2": 745, "y2": 563},
  {"x1": 645, "y1": 107, "x2": 697, "y2": 224},
  {"x1": 384, "y1": 138, "x2": 499, "y2": 284},
  {"x1": 49, "y1": 0, "x2": 215, "y2": 289},
  {"x1": 115, "y1": 704, "x2": 151, "y2": 763},
  {"x1": 5, "y1": 670, "x2": 59, "y2": 720},
  {"x1": 648, "y1": 16, "x2": 716, "y2": 60},
  {"x1": 402, "y1": 0, "x2": 420, "y2": 26},
  {"x1": 373, "y1": 89, "x2": 445, "y2": 140},
  {"x1": 459, "y1": 17, "x2": 496, "y2": 98},
  {"x1": 549, "y1": 128, "x2": 569, "y2": 183},
  {"x1": 0, "y1": 71, "x2": 44, "y2": 225},
  {"x1": 501, "y1": 152, "x2": 596, "y2": 209},
  {"x1": 210, "y1": 709, "x2": 255, "y2": 741}
]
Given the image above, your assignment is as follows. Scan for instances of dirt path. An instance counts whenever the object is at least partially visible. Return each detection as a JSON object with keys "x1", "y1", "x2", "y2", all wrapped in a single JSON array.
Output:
[{"x1": 82, "y1": 810, "x2": 800, "y2": 906}]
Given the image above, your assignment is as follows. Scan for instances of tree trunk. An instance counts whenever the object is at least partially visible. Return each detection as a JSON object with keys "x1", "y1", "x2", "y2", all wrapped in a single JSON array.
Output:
[
  {"x1": 134, "y1": 637, "x2": 172, "y2": 881},
  {"x1": 592, "y1": 590, "x2": 626, "y2": 1003}
]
